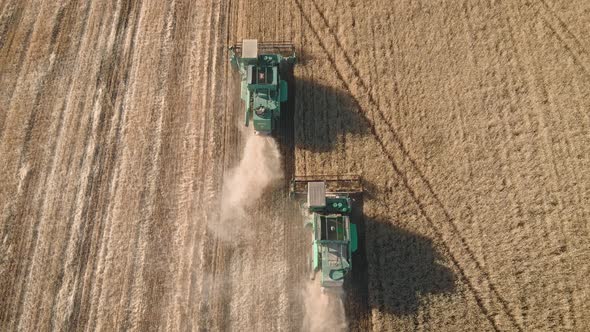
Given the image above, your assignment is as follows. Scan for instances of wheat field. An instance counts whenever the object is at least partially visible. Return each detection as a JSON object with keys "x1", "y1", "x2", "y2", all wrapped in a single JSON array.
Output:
[{"x1": 1, "y1": 0, "x2": 589, "y2": 331}]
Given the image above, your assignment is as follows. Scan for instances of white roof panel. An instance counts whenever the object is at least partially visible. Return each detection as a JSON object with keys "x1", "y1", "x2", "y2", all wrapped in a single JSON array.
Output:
[
  {"x1": 308, "y1": 182, "x2": 326, "y2": 208},
  {"x1": 242, "y1": 39, "x2": 258, "y2": 58}
]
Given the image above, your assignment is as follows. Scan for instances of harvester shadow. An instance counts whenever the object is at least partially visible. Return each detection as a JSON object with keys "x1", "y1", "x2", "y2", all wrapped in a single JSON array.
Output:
[
  {"x1": 293, "y1": 47, "x2": 313, "y2": 66},
  {"x1": 293, "y1": 79, "x2": 369, "y2": 152},
  {"x1": 344, "y1": 196, "x2": 455, "y2": 329},
  {"x1": 287, "y1": 79, "x2": 455, "y2": 321}
]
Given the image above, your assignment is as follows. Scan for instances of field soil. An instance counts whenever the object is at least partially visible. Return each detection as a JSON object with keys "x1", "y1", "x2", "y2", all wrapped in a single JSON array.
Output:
[{"x1": 1, "y1": 0, "x2": 589, "y2": 331}]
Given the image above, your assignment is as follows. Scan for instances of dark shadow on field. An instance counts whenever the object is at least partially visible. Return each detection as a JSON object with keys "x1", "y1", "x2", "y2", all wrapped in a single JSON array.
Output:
[
  {"x1": 344, "y1": 195, "x2": 455, "y2": 330},
  {"x1": 278, "y1": 63, "x2": 296, "y2": 183},
  {"x1": 275, "y1": 60, "x2": 455, "y2": 326},
  {"x1": 292, "y1": 78, "x2": 370, "y2": 152},
  {"x1": 342, "y1": 195, "x2": 372, "y2": 331},
  {"x1": 293, "y1": 47, "x2": 313, "y2": 66},
  {"x1": 275, "y1": 66, "x2": 368, "y2": 177}
]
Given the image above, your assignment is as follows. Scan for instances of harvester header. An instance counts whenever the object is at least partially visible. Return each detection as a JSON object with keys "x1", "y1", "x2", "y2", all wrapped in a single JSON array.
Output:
[
  {"x1": 290, "y1": 174, "x2": 363, "y2": 197},
  {"x1": 229, "y1": 40, "x2": 295, "y2": 59}
]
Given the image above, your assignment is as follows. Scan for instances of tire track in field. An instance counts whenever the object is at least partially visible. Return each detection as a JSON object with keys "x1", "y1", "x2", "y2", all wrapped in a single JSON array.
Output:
[
  {"x1": 49, "y1": 2, "x2": 137, "y2": 329},
  {"x1": 538, "y1": 0, "x2": 588, "y2": 50},
  {"x1": 0, "y1": 1, "x2": 40, "y2": 138},
  {"x1": 32, "y1": 0, "x2": 101, "y2": 327},
  {"x1": 294, "y1": 0, "x2": 523, "y2": 330},
  {"x1": 63, "y1": 1, "x2": 145, "y2": 329},
  {"x1": 442, "y1": 2, "x2": 498, "y2": 331},
  {"x1": 163, "y1": 0, "x2": 216, "y2": 329},
  {"x1": 534, "y1": 1, "x2": 590, "y2": 79},
  {"x1": 191, "y1": 1, "x2": 233, "y2": 330},
  {"x1": 0, "y1": 1, "x2": 50, "y2": 324},
  {"x1": 382, "y1": 2, "x2": 522, "y2": 329},
  {"x1": 538, "y1": 1, "x2": 590, "y2": 57},
  {"x1": 6, "y1": 3, "x2": 88, "y2": 329},
  {"x1": 470, "y1": 1, "x2": 551, "y2": 327},
  {"x1": 534, "y1": 23, "x2": 583, "y2": 332},
  {"x1": 532, "y1": 2, "x2": 590, "y2": 240},
  {"x1": 73, "y1": 1, "x2": 145, "y2": 329},
  {"x1": 364, "y1": 16, "x2": 385, "y2": 331},
  {"x1": 0, "y1": 0, "x2": 26, "y2": 136},
  {"x1": 1, "y1": 0, "x2": 229, "y2": 330},
  {"x1": 564, "y1": 76, "x2": 590, "y2": 326},
  {"x1": 45, "y1": 27, "x2": 104, "y2": 331},
  {"x1": 491, "y1": 6, "x2": 552, "y2": 330},
  {"x1": 524, "y1": 18, "x2": 581, "y2": 331},
  {"x1": 300, "y1": 13, "x2": 484, "y2": 330},
  {"x1": 183, "y1": 0, "x2": 222, "y2": 327},
  {"x1": 2, "y1": 1, "x2": 125, "y2": 329},
  {"x1": 0, "y1": 0, "x2": 23, "y2": 49},
  {"x1": 208, "y1": 0, "x2": 243, "y2": 327},
  {"x1": 0, "y1": 0, "x2": 62, "y2": 245},
  {"x1": 507, "y1": 3, "x2": 588, "y2": 328},
  {"x1": 190, "y1": 0, "x2": 221, "y2": 328},
  {"x1": 85, "y1": 1, "x2": 145, "y2": 329},
  {"x1": 503, "y1": 2, "x2": 578, "y2": 329},
  {"x1": 492, "y1": 4, "x2": 537, "y2": 327},
  {"x1": 447, "y1": 10, "x2": 493, "y2": 323},
  {"x1": 91, "y1": 2, "x2": 169, "y2": 329},
  {"x1": 119, "y1": 2, "x2": 176, "y2": 329},
  {"x1": 570, "y1": 79, "x2": 590, "y2": 226},
  {"x1": 15, "y1": 0, "x2": 71, "y2": 170}
]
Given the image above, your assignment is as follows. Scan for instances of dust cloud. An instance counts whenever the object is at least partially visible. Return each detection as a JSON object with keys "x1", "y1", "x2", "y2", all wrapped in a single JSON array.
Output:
[
  {"x1": 302, "y1": 279, "x2": 348, "y2": 332},
  {"x1": 208, "y1": 132, "x2": 283, "y2": 241}
]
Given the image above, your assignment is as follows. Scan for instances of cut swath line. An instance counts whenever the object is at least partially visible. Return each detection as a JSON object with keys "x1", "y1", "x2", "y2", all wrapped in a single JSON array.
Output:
[
  {"x1": 86, "y1": 1, "x2": 145, "y2": 330},
  {"x1": 535, "y1": 1, "x2": 590, "y2": 79},
  {"x1": 188, "y1": 0, "x2": 220, "y2": 329},
  {"x1": 538, "y1": 0, "x2": 590, "y2": 55},
  {"x1": 10, "y1": 2, "x2": 86, "y2": 329},
  {"x1": 55, "y1": 1, "x2": 142, "y2": 329}
]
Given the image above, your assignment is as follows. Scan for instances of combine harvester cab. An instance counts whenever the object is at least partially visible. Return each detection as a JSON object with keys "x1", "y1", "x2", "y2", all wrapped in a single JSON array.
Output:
[
  {"x1": 229, "y1": 39, "x2": 296, "y2": 136},
  {"x1": 291, "y1": 175, "x2": 362, "y2": 288}
]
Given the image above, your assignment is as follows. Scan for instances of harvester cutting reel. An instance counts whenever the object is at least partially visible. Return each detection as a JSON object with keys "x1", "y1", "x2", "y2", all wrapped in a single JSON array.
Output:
[
  {"x1": 290, "y1": 174, "x2": 363, "y2": 199},
  {"x1": 229, "y1": 40, "x2": 296, "y2": 68}
]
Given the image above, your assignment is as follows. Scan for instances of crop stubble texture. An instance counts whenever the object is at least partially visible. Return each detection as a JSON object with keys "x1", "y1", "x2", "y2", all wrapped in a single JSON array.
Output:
[{"x1": 1, "y1": 0, "x2": 589, "y2": 331}]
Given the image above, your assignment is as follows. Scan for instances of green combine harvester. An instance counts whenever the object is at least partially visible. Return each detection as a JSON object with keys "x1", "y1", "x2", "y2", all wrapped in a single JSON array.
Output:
[
  {"x1": 229, "y1": 39, "x2": 296, "y2": 136},
  {"x1": 291, "y1": 175, "x2": 362, "y2": 288}
]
